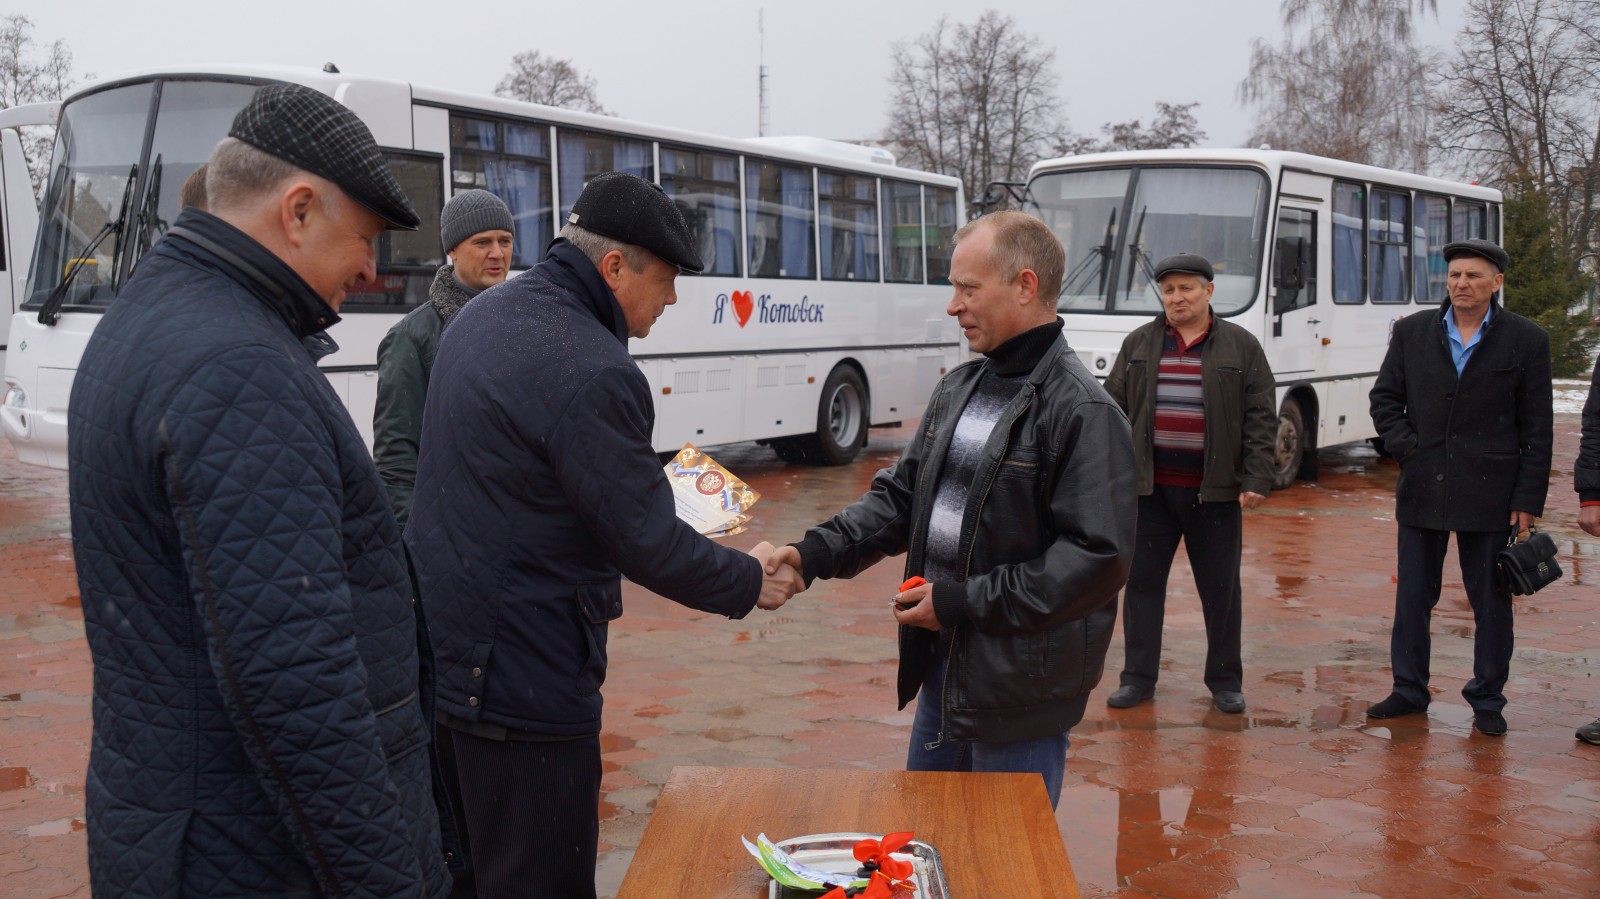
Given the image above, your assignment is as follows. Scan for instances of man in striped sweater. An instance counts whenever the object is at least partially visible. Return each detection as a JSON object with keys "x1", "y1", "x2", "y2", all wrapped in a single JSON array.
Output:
[{"x1": 1102, "y1": 254, "x2": 1278, "y2": 714}]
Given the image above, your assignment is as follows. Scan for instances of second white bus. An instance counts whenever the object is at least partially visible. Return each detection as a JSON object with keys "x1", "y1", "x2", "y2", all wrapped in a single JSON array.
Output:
[{"x1": 1022, "y1": 148, "x2": 1503, "y2": 487}]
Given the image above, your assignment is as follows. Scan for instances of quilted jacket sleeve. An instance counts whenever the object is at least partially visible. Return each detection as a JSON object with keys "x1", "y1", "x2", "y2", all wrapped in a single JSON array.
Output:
[
  {"x1": 373, "y1": 323, "x2": 426, "y2": 530},
  {"x1": 157, "y1": 345, "x2": 427, "y2": 899},
  {"x1": 544, "y1": 363, "x2": 761, "y2": 618}
]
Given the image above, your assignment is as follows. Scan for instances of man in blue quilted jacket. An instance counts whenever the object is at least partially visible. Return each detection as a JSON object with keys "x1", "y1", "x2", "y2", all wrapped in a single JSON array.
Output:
[{"x1": 68, "y1": 84, "x2": 452, "y2": 898}]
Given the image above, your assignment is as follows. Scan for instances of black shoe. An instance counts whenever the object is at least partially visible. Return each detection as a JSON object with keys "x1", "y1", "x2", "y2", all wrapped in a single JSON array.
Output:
[
  {"x1": 1577, "y1": 718, "x2": 1600, "y2": 745},
  {"x1": 1106, "y1": 684, "x2": 1154, "y2": 708},
  {"x1": 1212, "y1": 691, "x2": 1246, "y2": 714},
  {"x1": 1366, "y1": 693, "x2": 1427, "y2": 719},
  {"x1": 1473, "y1": 710, "x2": 1507, "y2": 736}
]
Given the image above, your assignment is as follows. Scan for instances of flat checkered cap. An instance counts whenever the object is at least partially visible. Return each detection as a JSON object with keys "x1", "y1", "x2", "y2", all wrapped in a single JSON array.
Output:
[{"x1": 229, "y1": 83, "x2": 420, "y2": 231}]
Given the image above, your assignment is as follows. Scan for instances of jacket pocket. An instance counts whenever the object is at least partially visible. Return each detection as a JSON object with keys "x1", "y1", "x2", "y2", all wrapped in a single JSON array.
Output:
[
  {"x1": 995, "y1": 445, "x2": 1040, "y2": 480},
  {"x1": 575, "y1": 581, "x2": 622, "y2": 696},
  {"x1": 577, "y1": 581, "x2": 624, "y2": 623}
]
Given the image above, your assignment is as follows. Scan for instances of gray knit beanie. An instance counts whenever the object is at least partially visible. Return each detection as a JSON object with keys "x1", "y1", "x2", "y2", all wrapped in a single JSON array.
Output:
[{"x1": 440, "y1": 189, "x2": 515, "y2": 253}]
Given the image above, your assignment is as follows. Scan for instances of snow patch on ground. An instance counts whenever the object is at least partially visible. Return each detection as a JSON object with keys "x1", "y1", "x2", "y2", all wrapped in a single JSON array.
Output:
[{"x1": 1554, "y1": 378, "x2": 1590, "y2": 415}]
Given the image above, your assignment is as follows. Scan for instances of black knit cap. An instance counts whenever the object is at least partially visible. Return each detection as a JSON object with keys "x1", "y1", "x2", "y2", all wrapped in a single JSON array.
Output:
[
  {"x1": 229, "y1": 83, "x2": 420, "y2": 231},
  {"x1": 566, "y1": 172, "x2": 704, "y2": 273},
  {"x1": 1443, "y1": 238, "x2": 1509, "y2": 274},
  {"x1": 1152, "y1": 252, "x2": 1214, "y2": 282}
]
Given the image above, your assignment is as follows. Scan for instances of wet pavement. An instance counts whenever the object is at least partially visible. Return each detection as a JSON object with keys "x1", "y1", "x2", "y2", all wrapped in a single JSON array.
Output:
[{"x1": 1, "y1": 415, "x2": 1597, "y2": 898}]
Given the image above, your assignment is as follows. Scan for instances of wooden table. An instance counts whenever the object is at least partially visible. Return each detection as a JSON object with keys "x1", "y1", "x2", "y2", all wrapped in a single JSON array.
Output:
[{"x1": 617, "y1": 766, "x2": 1081, "y2": 898}]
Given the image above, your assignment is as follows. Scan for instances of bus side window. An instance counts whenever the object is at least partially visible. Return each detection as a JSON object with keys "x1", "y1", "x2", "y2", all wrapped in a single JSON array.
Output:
[
  {"x1": 1273, "y1": 209, "x2": 1316, "y2": 315},
  {"x1": 1331, "y1": 181, "x2": 1364, "y2": 304}
]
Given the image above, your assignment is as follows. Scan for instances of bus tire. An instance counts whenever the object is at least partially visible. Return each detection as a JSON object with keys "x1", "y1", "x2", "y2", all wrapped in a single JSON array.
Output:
[
  {"x1": 1272, "y1": 397, "x2": 1305, "y2": 490},
  {"x1": 773, "y1": 365, "x2": 868, "y2": 466}
]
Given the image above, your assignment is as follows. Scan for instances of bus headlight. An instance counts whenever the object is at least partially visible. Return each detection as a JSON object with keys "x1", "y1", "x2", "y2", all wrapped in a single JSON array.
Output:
[{"x1": 1, "y1": 383, "x2": 27, "y2": 434}]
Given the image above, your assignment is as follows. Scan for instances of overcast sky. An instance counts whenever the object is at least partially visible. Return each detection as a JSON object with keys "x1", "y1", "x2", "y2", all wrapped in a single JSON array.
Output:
[{"x1": 14, "y1": 0, "x2": 1466, "y2": 151}]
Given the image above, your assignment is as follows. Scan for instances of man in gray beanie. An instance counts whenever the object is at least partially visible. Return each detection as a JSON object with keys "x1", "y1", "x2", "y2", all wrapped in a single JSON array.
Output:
[{"x1": 374, "y1": 188, "x2": 515, "y2": 529}]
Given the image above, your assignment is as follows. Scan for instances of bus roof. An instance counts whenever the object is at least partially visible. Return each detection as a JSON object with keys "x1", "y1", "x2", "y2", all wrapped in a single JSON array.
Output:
[
  {"x1": 62, "y1": 63, "x2": 961, "y2": 190},
  {"x1": 1028, "y1": 147, "x2": 1502, "y2": 202}
]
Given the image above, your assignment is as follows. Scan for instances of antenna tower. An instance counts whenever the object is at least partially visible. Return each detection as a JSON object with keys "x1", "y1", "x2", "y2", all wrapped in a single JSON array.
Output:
[{"x1": 758, "y1": 9, "x2": 770, "y2": 137}]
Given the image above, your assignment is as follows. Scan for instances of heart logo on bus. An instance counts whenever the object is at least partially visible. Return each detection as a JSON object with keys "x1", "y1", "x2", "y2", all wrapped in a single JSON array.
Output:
[{"x1": 731, "y1": 290, "x2": 754, "y2": 328}]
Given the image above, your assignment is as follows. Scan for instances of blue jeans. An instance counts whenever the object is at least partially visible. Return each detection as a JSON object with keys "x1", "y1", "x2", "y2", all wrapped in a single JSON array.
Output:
[{"x1": 905, "y1": 650, "x2": 1071, "y2": 809}]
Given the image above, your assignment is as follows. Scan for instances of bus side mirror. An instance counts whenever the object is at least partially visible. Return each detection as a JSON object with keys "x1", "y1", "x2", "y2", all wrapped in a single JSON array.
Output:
[{"x1": 1273, "y1": 236, "x2": 1309, "y2": 314}]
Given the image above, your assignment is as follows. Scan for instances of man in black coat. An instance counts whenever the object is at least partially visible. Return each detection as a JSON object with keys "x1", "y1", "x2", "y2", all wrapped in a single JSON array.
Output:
[
  {"x1": 407, "y1": 172, "x2": 802, "y2": 898},
  {"x1": 1367, "y1": 238, "x2": 1553, "y2": 736}
]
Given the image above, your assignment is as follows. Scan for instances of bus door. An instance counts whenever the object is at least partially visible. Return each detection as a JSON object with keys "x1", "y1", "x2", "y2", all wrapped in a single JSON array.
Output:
[
  {"x1": 1266, "y1": 203, "x2": 1321, "y2": 377},
  {"x1": 0, "y1": 101, "x2": 58, "y2": 372}
]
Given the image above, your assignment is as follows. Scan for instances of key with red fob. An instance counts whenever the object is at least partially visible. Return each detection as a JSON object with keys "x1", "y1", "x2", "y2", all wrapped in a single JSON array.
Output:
[{"x1": 894, "y1": 576, "x2": 927, "y2": 611}]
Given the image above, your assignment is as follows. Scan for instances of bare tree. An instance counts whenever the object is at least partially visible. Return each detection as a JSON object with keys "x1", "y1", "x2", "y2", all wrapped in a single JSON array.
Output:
[
  {"x1": 1239, "y1": 0, "x2": 1439, "y2": 170},
  {"x1": 1433, "y1": 0, "x2": 1600, "y2": 375},
  {"x1": 884, "y1": 11, "x2": 1067, "y2": 206},
  {"x1": 1435, "y1": 0, "x2": 1600, "y2": 258},
  {"x1": 0, "y1": 14, "x2": 80, "y2": 200},
  {"x1": 495, "y1": 51, "x2": 608, "y2": 115},
  {"x1": 1056, "y1": 102, "x2": 1207, "y2": 156}
]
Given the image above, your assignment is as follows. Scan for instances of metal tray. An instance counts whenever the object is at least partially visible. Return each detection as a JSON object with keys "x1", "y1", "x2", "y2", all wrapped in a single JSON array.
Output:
[{"x1": 765, "y1": 832, "x2": 950, "y2": 899}]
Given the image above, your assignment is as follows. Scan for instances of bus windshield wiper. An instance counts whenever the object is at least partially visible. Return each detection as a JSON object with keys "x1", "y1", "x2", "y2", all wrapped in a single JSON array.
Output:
[
  {"x1": 1059, "y1": 206, "x2": 1117, "y2": 302},
  {"x1": 37, "y1": 163, "x2": 138, "y2": 327},
  {"x1": 1123, "y1": 205, "x2": 1156, "y2": 296},
  {"x1": 131, "y1": 154, "x2": 166, "y2": 263}
]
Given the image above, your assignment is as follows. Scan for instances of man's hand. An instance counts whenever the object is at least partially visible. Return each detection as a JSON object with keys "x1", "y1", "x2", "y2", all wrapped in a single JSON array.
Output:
[
  {"x1": 750, "y1": 542, "x2": 803, "y2": 610},
  {"x1": 1510, "y1": 510, "x2": 1535, "y2": 534},
  {"x1": 892, "y1": 581, "x2": 940, "y2": 631},
  {"x1": 1239, "y1": 491, "x2": 1267, "y2": 510},
  {"x1": 1580, "y1": 506, "x2": 1600, "y2": 537},
  {"x1": 764, "y1": 544, "x2": 803, "y2": 577}
]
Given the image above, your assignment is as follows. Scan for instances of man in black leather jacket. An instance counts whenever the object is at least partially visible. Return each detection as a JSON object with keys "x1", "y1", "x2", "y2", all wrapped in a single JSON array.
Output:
[{"x1": 768, "y1": 211, "x2": 1136, "y2": 808}]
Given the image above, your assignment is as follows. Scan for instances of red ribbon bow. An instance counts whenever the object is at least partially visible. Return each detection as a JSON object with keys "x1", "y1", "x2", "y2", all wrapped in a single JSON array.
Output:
[{"x1": 817, "y1": 832, "x2": 917, "y2": 898}]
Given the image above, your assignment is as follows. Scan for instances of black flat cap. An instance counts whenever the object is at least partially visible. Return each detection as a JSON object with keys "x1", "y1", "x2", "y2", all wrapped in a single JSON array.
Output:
[
  {"x1": 1152, "y1": 253, "x2": 1214, "y2": 282},
  {"x1": 1443, "y1": 239, "x2": 1509, "y2": 273},
  {"x1": 566, "y1": 172, "x2": 704, "y2": 273},
  {"x1": 229, "y1": 83, "x2": 420, "y2": 231}
]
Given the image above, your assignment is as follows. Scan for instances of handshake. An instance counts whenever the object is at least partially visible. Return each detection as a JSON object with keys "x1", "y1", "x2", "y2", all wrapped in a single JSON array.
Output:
[
  {"x1": 748, "y1": 542, "x2": 805, "y2": 610},
  {"x1": 741, "y1": 542, "x2": 942, "y2": 631}
]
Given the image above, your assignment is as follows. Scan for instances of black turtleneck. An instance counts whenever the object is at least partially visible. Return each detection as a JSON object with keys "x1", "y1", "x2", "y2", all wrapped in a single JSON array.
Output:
[{"x1": 985, "y1": 318, "x2": 1064, "y2": 376}]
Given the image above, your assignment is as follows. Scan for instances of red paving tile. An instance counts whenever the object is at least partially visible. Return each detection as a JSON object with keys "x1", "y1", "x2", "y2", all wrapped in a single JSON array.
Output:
[{"x1": 4, "y1": 418, "x2": 1600, "y2": 897}]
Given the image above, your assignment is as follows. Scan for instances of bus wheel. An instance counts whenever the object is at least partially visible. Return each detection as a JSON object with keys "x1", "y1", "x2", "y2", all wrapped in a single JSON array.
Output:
[
  {"x1": 1272, "y1": 397, "x2": 1304, "y2": 490},
  {"x1": 773, "y1": 366, "x2": 867, "y2": 466}
]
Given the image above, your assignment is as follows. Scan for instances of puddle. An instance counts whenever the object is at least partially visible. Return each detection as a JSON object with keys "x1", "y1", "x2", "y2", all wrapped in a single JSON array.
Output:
[
  {"x1": 0, "y1": 767, "x2": 33, "y2": 791},
  {"x1": 22, "y1": 817, "x2": 85, "y2": 837}
]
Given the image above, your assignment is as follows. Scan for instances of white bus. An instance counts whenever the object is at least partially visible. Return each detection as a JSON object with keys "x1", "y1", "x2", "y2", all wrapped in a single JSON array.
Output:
[
  {"x1": 1, "y1": 65, "x2": 965, "y2": 469},
  {"x1": 1021, "y1": 148, "x2": 1503, "y2": 487}
]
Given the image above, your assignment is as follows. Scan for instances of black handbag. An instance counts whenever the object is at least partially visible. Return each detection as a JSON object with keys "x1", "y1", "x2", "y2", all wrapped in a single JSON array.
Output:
[{"x1": 1496, "y1": 525, "x2": 1562, "y2": 595}]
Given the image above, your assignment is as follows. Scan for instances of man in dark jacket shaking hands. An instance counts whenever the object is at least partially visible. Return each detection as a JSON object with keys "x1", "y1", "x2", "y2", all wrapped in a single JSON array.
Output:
[
  {"x1": 408, "y1": 172, "x2": 802, "y2": 898},
  {"x1": 1367, "y1": 238, "x2": 1552, "y2": 736},
  {"x1": 766, "y1": 211, "x2": 1136, "y2": 809}
]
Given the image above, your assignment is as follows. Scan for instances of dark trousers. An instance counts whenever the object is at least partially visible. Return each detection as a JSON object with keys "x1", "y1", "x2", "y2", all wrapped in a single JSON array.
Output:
[
  {"x1": 1119, "y1": 485, "x2": 1244, "y2": 693},
  {"x1": 1390, "y1": 524, "x2": 1514, "y2": 712},
  {"x1": 444, "y1": 726, "x2": 602, "y2": 899}
]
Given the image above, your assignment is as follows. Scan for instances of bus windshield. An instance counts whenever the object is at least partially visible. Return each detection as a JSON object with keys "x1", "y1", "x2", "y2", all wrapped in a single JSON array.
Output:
[
  {"x1": 26, "y1": 80, "x2": 260, "y2": 308},
  {"x1": 1025, "y1": 165, "x2": 1270, "y2": 316}
]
